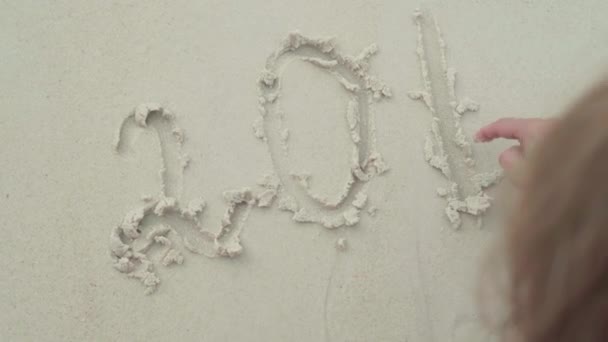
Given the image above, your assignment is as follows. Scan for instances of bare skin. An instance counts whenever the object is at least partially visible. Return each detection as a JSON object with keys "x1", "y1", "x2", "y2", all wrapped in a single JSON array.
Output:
[{"x1": 475, "y1": 118, "x2": 557, "y2": 181}]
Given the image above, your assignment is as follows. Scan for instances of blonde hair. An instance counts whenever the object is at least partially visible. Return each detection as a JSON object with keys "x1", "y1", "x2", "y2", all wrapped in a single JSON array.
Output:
[{"x1": 484, "y1": 79, "x2": 608, "y2": 341}]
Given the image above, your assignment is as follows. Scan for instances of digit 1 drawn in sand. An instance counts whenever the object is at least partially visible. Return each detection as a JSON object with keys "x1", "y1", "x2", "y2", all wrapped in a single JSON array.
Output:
[
  {"x1": 111, "y1": 104, "x2": 264, "y2": 294},
  {"x1": 409, "y1": 10, "x2": 502, "y2": 229},
  {"x1": 253, "y1": 32, "x2": 392, "y2": 229}
]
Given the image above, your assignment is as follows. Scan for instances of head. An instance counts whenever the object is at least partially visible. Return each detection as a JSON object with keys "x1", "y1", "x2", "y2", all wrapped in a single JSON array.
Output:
[{"x1": 485, "y1": 79, "x2": 608, "y2": 341}]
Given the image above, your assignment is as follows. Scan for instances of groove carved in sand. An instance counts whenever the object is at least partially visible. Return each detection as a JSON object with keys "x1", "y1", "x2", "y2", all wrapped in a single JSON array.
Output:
[
  {"x1": 409, "y1": 10, "x2": 502, "y2": 229},
  {"x1": 253, "y1": 32, "x2": 391, "y2": 229},
  {"x1": 114, "y1": 103, "x2": 190, "y2": 199}
]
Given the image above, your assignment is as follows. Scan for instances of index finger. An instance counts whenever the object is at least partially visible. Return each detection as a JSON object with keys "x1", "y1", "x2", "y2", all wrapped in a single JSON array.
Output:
[{"x1": 475, "y1": 118, "x2": 532, "y2": 143}]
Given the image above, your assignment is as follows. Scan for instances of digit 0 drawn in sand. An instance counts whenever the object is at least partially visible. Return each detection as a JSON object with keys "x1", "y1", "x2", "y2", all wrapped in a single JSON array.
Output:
[
  {"x1": 253, "y1": 32, "x2": 392, "y2": 229},
  {"x1": 409, "y1": 10, "x2": 502, "y2": 229},
  {"x1": 111, "y1": 104, "x2": 265, "y2": 294}
]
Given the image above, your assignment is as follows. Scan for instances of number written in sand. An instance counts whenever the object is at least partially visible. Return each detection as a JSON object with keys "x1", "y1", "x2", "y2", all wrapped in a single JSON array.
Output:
[{"x1": 109, "y1": 34, "x2": 393, "y2": 295}]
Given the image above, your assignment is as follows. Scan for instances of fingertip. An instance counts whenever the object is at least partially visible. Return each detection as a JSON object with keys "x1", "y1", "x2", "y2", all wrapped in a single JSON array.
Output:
[{"x1": 474, "y1": 129, "x2": 489, "y2": 142}]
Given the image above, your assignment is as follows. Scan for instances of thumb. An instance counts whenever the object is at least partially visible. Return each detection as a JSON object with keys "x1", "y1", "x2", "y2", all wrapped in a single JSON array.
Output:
[
  {"x1": 499, "y1": 145, "x2": 524, "y2": 171},
  {"x1": 499, "y1": 145, "x2": 529, "y2": 187}
]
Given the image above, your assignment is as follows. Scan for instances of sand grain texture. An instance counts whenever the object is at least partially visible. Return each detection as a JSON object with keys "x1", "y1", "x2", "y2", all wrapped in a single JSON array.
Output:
[{"x1": 1, "y1": 1, "x2": 607, "y2": 341}]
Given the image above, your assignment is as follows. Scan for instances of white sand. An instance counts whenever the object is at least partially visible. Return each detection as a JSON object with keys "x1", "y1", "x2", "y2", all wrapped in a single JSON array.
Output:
[{"x1": 1, "y1": 1, "x2": 607, "y2": 341}]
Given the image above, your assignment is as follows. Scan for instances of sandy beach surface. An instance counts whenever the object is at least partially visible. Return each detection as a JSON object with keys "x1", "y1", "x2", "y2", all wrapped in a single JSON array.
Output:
[{"x1": 1, "y1": 1, "x2": 607, "y2": 341}]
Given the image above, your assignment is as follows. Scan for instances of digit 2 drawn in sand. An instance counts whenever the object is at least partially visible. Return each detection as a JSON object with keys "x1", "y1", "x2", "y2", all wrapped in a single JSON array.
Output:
[
  {"x1": 253, "y1": 32, "x2": 392, "y2": 229},
  {"x1": 110, "y1": 104, "x2": 258, "y2": 294},
  {"x1": 409, "y1": 10, "x2": 502, "y2": 229}
]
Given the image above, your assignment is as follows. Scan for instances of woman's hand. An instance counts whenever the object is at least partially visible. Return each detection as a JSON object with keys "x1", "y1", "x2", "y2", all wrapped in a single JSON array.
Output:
[{"x1": 475, "y1": 118, "x2": 557, "y2": 173}]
